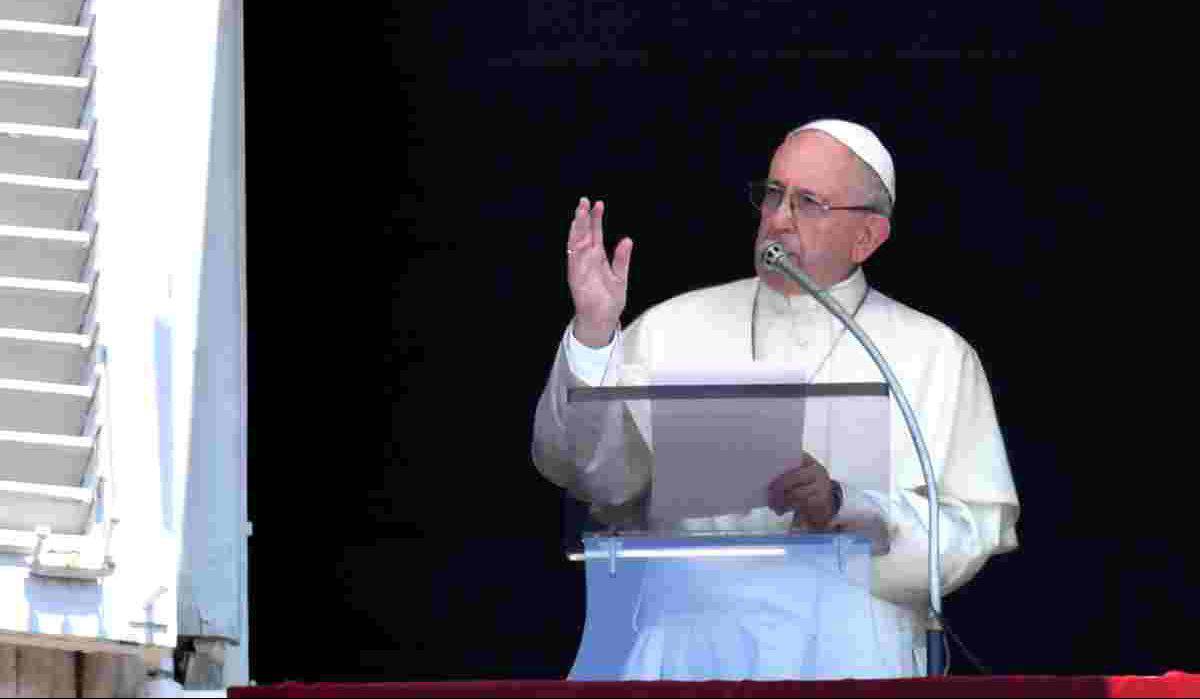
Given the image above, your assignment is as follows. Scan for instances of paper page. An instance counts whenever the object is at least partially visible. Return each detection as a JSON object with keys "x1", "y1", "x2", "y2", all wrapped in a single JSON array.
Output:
[
  {"x1": 648, "y1": 362, "x2": 807, "y2": 524},
  {"x1": 646, "y1": 362, "x2": 889, "y2": 526}
]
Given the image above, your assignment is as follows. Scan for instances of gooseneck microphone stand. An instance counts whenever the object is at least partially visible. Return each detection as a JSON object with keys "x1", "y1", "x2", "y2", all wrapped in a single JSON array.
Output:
[{"x1": 760, "y1": 242, "x2": 946, "y2": 677}]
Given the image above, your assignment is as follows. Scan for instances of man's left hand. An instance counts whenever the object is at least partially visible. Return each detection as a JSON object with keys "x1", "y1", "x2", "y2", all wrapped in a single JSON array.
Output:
[{"x1": 767, "y1": 452, "x2": 839, "y2": 531}]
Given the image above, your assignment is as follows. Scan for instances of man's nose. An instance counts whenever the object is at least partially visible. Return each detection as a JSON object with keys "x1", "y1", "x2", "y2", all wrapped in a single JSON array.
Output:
[{"x1": 766, "y1": 201, "x2": 795, "y2": 234}]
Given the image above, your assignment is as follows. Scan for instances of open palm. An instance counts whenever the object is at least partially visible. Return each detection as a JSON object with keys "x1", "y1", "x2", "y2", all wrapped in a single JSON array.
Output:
[{"x1": 566, "y1": 197, "x2": 633, "y2": 347}]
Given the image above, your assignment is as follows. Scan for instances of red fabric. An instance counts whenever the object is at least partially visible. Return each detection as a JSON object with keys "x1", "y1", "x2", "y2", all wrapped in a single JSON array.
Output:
[{"x1": 228, "y1": 673, "x2": 1200, "y2": 698}]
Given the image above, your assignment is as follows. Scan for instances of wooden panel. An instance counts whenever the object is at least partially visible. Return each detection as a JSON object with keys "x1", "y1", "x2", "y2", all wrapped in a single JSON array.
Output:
[
  {"x1": 115, "y1": 654, "x2": 144, "y2": 698},
  {"x1": 77, "y1": 652, "x2": 111, "y2": 697},
  {"x1": 79, "y1": 652, "x2": 143, "y2": 698},
  {"x1": 14, "y1": 645, "x2": 76, "y2": 697},
  {"x1": 0, "y1": 643, "x2": 17, "y2": 697},
  {"x1": 0, "y1": 646, "x2": 149, "y2": 698}
]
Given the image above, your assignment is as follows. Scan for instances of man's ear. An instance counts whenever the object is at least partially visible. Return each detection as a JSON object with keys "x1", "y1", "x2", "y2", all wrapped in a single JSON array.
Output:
[{"x1": 851, "y1": 216, "x2": 890, "y2": 265}]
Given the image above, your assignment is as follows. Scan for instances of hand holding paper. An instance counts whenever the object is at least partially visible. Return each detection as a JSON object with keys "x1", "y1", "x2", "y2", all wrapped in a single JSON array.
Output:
[{"x1": 767, "y1": 453, "x2": 838, "y2": 531}]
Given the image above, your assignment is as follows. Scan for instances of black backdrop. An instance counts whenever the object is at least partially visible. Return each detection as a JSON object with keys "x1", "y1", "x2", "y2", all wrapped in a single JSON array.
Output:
[{"x1": 241, "y1": 2, "x2": 1197, "y2": 685}]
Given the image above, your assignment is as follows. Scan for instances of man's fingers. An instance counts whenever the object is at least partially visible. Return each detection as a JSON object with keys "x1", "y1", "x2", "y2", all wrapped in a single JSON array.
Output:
[
  {"x1": 771, "y1": 485, "x2": 831, "y2": 524},
  {"x1": 768, "y1": 459, "x2": 830, "y2": 515},
  {"x1": 768, "y1": 488, "x2": 782, "y2": 515},
  {"x1": 771, "y1": 486, "x2": 821, "y2": 516},
  {"x1": 611, "y1": 237, "x2": 633, "y2": 282},
  {"x1": 590, "y1": 200, "x2": 605, "y2": 248},
  {"x1": 789, "y1": 484, "x2": 827, "y2": 507},
  {"x1": 568, "y1": 197, "x2": 592, "y2": 250},
  {"x1": 771, "y1": 468, "x2": 820, "y2": 495},
  {"x1": 767, "y1": 476, "x2": 789, "y2": 513},
  {"x1": 770, "y1": 481, "x2": 812, "y2": 512}
]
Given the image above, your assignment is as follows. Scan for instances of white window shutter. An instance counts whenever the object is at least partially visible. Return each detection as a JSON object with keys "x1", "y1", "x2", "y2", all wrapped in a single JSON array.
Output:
[{"x1": 0, "y1": 0, "x2": 103, "y2": 566}]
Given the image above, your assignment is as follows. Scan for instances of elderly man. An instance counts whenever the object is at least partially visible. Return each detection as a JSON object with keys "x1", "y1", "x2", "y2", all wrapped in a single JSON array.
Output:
[{"x1": 532, "y1": 119, "x2": 1019, "y2": 679}]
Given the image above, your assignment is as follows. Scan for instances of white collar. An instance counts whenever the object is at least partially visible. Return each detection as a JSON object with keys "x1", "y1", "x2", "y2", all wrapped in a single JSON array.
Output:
[{"x1": 758, "y1": 266, "x2": 869, "y2": 317}]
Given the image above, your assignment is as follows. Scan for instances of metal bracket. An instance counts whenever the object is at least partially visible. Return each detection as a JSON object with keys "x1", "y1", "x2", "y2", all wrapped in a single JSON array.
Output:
[
  {"x1": 29, "y1": 525, "x2": 115, "y2": 580},
  {"x1": 604, "y1": 538, "x2": 622, "y2": 577}
]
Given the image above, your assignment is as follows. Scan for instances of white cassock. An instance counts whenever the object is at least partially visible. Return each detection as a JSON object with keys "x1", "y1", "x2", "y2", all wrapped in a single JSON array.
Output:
[{"x1": 532, "y1": 267, "x2": 1020, "y2": 680}]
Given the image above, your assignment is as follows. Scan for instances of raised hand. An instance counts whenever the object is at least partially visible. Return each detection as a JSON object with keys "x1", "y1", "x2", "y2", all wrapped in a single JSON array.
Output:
[{"x1": 566, "y1": 197, "x2": 633, "y2": 347}]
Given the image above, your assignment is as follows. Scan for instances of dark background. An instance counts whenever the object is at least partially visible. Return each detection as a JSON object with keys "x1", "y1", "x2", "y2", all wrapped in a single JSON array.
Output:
[{"x1": 242, "y1": 1, "x2": 1196, "y2": 685}]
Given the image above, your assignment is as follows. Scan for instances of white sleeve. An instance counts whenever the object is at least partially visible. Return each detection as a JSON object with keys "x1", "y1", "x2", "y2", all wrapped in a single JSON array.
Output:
[
  {"x1": 832, "y1": 482, "x2": 1018, "y2": 607},
  {"x1": 531, "y1": 322, "x2": 651, "y2": 509},
  {"x1": 564, "y1": 320, "x2": 616, "y2": 386}
]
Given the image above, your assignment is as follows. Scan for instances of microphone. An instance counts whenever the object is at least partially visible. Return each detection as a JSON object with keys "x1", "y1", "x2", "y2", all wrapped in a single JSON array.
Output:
[
  {"x1": 759, "y1": 241, "x2": 815, "y2": 290},
  {"x1": 759, "y1": 241, "x2": 948, "y2": 677}
]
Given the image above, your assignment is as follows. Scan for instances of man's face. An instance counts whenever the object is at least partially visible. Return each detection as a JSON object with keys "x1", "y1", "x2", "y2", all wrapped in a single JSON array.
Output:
[{"x1": 753, "y1": 130, "x2": 887, "y2": 294}]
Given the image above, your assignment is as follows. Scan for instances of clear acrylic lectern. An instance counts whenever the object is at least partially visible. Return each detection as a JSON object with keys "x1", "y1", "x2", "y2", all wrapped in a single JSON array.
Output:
[{"x1": 562, "y1": 376, "x2": 902, "y2": 680}]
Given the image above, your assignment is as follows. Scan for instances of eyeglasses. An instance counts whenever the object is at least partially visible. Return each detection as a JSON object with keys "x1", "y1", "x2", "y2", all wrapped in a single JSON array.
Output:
[{"x1": 747, "y1": 180, "x2": 881, "y2": 220}]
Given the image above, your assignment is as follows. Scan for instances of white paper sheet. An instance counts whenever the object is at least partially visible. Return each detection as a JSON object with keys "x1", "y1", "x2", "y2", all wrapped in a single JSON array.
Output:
[
  {"x1": 647, "y1": 363, "x2": 807, "y2": 523},
  {"x1": 646, "y1": 362, "x2": 889, "y2": 526}
]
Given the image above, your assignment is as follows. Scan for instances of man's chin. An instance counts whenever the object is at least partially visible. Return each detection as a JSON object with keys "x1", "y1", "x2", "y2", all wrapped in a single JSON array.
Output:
[{"x1": 756, "y1": 268, "x2": 807, "y2": 296}]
